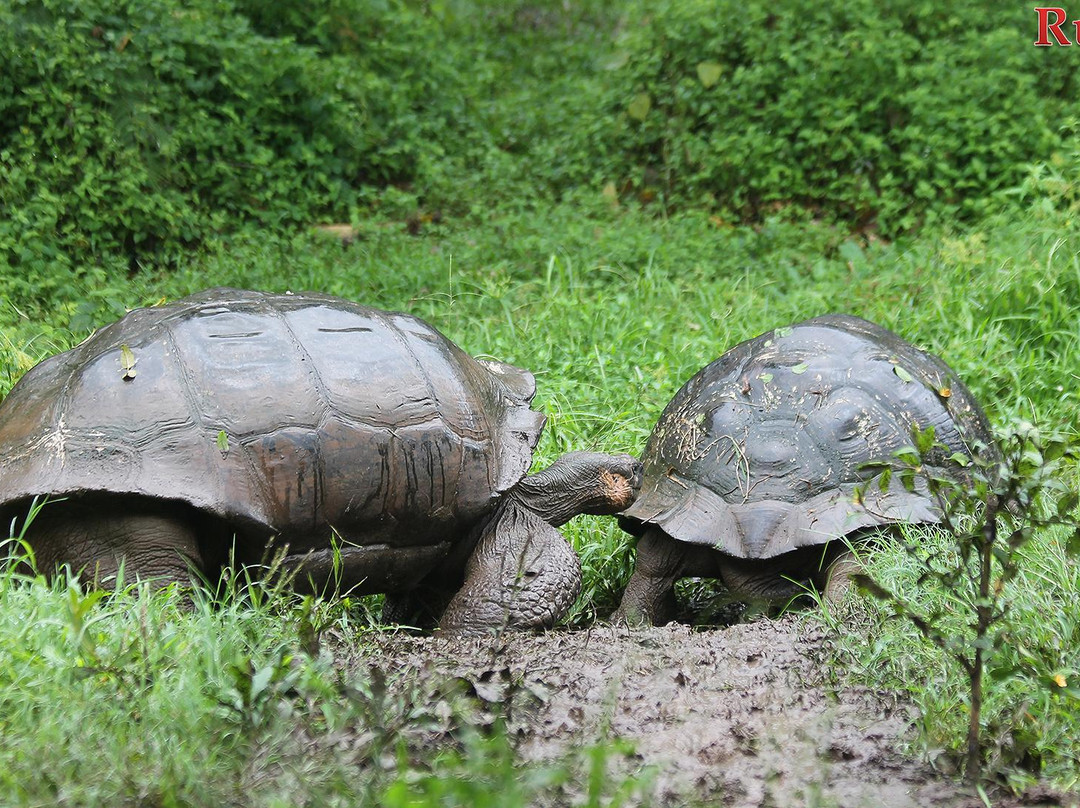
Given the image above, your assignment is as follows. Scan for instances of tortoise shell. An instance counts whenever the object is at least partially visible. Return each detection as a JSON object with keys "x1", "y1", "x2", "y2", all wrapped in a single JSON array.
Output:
[
  {"x1": 621, "y1": 314, "x2": 994, "y2": 559},
  {"x1": 0, "y1": 288, "x2": 545, "y2": 554}
]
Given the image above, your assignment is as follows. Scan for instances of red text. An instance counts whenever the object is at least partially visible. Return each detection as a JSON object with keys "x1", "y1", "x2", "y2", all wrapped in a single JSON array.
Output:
[{"x1": 1035, "y1": 7, "x2": 1080, "y2": 45}]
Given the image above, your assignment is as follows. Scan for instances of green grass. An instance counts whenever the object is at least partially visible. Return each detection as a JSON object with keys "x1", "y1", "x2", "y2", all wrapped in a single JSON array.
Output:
[
  {"x1": 0, "y1": 563, "x2": 653, "y2": 807},
  {"x1": 815, "y1": 520, "x2": 1080, "y2": 793},
  {"x1": 3, "y1": 199, "x2": 1080, "y2": 801},
  {"x1": 5, "y1": 0, "x2": 1080, "y2": 801}
]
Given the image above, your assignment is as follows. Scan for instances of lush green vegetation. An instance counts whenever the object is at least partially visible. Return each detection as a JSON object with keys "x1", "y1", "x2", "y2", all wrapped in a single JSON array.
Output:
[
  {"x1": 582, "y1": 1, "x2": 1076, "y2": 234},
  {"x1": 3, "y1": 0, "x2": 1080, "y2": 803},
  {"x1": 0, "y1": 568, "x2": 653, "y2": 806}
]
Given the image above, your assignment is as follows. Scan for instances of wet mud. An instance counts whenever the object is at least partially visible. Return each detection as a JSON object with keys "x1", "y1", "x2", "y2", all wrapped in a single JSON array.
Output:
[{"x1": 339, "y1": 616, "x2": 1072, "y2": 807}]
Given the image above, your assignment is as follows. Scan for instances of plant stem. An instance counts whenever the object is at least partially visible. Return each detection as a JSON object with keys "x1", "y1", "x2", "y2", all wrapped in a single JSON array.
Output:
[{"x1": 966, "y1": 499, "x2": 997, "y2": 784}]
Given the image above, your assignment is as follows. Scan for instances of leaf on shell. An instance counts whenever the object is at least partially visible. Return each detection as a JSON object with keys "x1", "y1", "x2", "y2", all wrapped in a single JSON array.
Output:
[
  {"x1": 627, "y1": 92, "x2": 651, "y2": 121},
  {"x1": 900, "y1": 469, "x2": 917, "y2": 493},
  {"x1": 790, "y1": 362, "x2": 809, "y2": 374},
  {"x1": 758, "y1": 372, "x2": 773, "y2": 384},
  {"x1": 696, "y1": 61, "x2": 723, "y2": 88},
  {"x1": 120, "y1": 344, "x2": 137, "y2": 380},
  {"x1": 946, "y1": 451, "x2": 970, "y2": 467},
  {"x1": 217, "y1": 430, "x2": 230, "y2": 453},
  {"x1": 893, "y1": 365, "x2": 914, "y2": 383}
]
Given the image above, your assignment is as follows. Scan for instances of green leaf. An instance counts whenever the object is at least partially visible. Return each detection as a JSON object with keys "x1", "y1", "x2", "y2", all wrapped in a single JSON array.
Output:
[
  {"x1": 758, "y1": 372, "x2": 773, "y2": 384},
  {"x1": 695, "y1": 61, "x2": 723, "y2": 88},
  {"x1": 604, "y1": 52, "x2": 630, "y2": 71},
  {"x1": 893, "y1": 365, "x2": 914, "y2": 383},
  {"x1": 946, "y1": 451, "x2": 970, "y2": 467},
  {"x1": 878, "y1": 466, "x2": 893, "y2": 492},
  {"x1": 119, "y1": 344, "x2": 137, "y2": 380},
  {"x1": 250, "y1": 664, "x2": 275, "y2": 701},
  {"x1": 838, "y1": 240, "x2": 865, "y2": 265},
  {"x1": 894, "y1": 447, "x2": 920, "y2": 466},
  {"x1": 790, "y1": 362, "x2": 808, "y2": 374},
  {"x1": 627, "y1": 92, "x2": 651, "y2": 121},
  {"x1": 217, "y1": 430, "x2": 230, "y2": 453},
  {"x1": 988, "y1": 663, "x2": 1022, "y2": 682},
  {"x1": 900, "y1": 470, "x2": 917, "y2": 493},
  {"x1": 1057, "y1": 491, "x2": 1079, "y2": 517},
  {"x1": 1067, "y1": 526, "x2": 1080, "y2": 556},
  {"x1": 1044, "y1": 438, "x2": 1069, "y2": 462},
  {"x1": 915, "y1": 424, "x2": 936, "y2": 455}
]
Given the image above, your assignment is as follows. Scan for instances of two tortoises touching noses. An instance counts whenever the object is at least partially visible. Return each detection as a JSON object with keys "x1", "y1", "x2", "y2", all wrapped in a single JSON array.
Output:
[{"x1": 0, "y1": 289, "x2": 995, "y2": 632}]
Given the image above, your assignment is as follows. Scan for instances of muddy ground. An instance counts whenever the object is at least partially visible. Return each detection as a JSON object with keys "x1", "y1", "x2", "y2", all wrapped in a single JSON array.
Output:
[{"x1": 341, "y1": 616, "x2": 1073, "y2": 808}]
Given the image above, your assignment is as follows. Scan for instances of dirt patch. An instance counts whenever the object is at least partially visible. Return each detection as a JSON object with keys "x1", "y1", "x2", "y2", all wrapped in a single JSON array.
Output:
[{"x1": 339, "y1": 616, "x2": 1067, "y2": 807}]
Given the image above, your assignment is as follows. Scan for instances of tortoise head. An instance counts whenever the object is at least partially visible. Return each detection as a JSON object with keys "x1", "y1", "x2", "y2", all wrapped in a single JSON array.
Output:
[{"x1": 508, "y1": 451, "x2": 643, "y2": 528}]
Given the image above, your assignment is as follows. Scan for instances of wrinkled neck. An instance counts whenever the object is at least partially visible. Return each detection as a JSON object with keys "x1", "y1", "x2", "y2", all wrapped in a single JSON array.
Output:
[
  {"x1": 507, "y1": 463, "x2": 609, "y2": 528},
  {"x1": 507, "y1": 474, "x2": 580, "y2": 528}
]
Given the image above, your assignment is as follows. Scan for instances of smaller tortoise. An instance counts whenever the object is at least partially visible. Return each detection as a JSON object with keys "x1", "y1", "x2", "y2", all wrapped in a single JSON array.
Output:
[
  {"x1": 0, "y1": 288, "x2": 641, "y2": 632},
  {"x1": 613, "y1": 314, "x2": 996, "y2": 626}
]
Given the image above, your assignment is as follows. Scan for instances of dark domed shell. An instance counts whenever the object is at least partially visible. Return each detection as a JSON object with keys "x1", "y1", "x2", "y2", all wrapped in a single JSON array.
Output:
[
  {"x1": 0, "y1": 288, "x2": 545, "y2": 551},
  {"x1": 621, "y1": 314, "x2": 994, "y2": 559}
]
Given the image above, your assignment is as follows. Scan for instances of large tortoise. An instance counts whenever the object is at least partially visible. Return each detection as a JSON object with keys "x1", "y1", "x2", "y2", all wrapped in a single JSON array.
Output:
[
  {"x1": 613, "y1": 314, "x2": 996, "y2": 625},
  {"x1": 0, "y1": 288, "x2": 641, "y2": 632}
]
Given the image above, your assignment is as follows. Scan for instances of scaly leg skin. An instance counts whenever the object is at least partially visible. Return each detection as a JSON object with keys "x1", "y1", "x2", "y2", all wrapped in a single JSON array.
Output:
[
  {"x1": 438, "y1": 450, "x2": 642, "y2": 633},
  {"x1": 26, "y1": 499, "x2": 205, "y2": 590},
  {"x1": 610, "y1": 527, "x2": 690, "y2": 626},
  {"x1": 438, "y1": 500, "x2": 581, "y2": 633}
]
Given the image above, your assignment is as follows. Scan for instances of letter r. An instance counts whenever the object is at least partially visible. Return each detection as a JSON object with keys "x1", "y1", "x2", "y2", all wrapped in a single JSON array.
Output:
[{"x1": 1035, "y1": 7, "x2": 1072, "y2": 46}]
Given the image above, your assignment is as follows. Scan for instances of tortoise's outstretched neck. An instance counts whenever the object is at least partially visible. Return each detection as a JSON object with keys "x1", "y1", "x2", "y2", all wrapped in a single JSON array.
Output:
[{"x1": 508, "y1": 451, "x2": 642, "y2": 527}]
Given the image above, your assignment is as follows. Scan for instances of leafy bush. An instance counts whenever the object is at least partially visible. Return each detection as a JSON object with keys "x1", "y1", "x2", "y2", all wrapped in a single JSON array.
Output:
[
  {"x1": 856, "y1": 423, "x2": 1080, "y2": 785},
  {"x1": 0, "y1": 0, "x2": 465, "y2": 281},
  {"x1": 582, "y1": 0, "x2": 1077, "y2": 234}
]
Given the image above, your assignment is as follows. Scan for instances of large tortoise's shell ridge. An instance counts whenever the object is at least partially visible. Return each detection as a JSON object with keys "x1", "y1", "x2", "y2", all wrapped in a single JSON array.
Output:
[
  {"x1": 0, "y1": 288, "x2": 545, "y2": 550},
  {"x1": 622, "y1": 314, "x2": 995, "y2": 559}
]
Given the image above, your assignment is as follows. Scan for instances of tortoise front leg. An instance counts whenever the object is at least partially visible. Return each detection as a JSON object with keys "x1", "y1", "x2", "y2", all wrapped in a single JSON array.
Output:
[
  {"x1": 438, "y1": 501, "x2": 581, "y2": 633},
  {"x1": 814, "y1": 548, "x2": 862, "y2": 604},
  {"x1": 439, "y1": 450, "x2": 641, "y2": 633},
  {"x1": 611, "y1": 527, "x2": 692, "y2": 626},
  {"x1": 25, "y1": 499, "x2": 206, "y2": 589}
]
